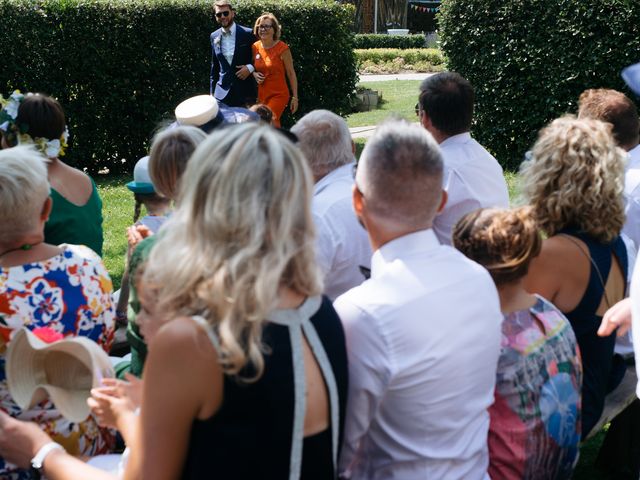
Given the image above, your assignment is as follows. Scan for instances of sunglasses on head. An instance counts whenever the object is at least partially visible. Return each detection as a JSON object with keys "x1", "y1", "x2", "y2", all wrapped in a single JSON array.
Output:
[{"x1": 215, "y1": 10, "x2": 230, "y2": 18}]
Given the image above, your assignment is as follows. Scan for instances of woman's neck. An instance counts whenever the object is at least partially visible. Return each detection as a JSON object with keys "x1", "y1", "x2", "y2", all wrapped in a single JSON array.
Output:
[
  {"x1": 0, "y1": 233, "x2": 60, "y2": 267},
  {"x1": 498, "y1": 280, "x2": 537, "y2": 315},
  {"x1": 261, "y1": 38, "x2": 276, "y2": 48}
]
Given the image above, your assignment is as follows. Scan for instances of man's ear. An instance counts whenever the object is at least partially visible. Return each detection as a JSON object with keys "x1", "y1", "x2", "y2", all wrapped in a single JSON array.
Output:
[
  {"x1": 41, "y1": 197, "x2": 53, "y2": 222},
  {"x1": 351, "y1": 140, "x2": 356, "y2": 155},
  {"x1": 352, "y1": 183, "x2": 364, "y2": 217},
  {"x1": 436, "y1": 189, "x2": 447, "y2": 214}
]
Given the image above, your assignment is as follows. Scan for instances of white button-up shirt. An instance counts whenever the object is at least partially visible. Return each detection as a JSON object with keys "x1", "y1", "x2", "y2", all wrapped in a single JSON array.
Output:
[
  {"x1": 221, "y1": 22, "x2": 236, "y2": 65},
  {"x1": 335, "y1": 229, "x2": 502, "y2": 480},
  {"x1": 623, "y1": 145, "x2": 640, "y2": 252},
  {"x1": 434, "y1": 133, "x2": 509, "y2": 245},
  {"x1": 313, "y1": 163, "x2": 372, "y2": 300}
]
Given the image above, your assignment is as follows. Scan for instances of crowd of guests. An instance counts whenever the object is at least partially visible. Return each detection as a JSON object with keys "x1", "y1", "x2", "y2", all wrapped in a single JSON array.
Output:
[{"x1": 1, "y1": 39, "x2": 640, "y2": 480}]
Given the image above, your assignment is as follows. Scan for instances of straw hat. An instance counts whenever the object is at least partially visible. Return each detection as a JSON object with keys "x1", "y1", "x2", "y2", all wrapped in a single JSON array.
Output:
[
  {"x1": 126, "y1": 155, "x2": 155, "y2": 194},
  {"x1": 6, "y1": 328, "x2": 114, "y2": 422}
]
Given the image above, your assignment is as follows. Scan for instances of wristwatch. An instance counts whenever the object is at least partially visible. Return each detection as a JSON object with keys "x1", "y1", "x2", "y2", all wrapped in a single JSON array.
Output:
[{"x1": 30, "y1": 442, "x2": 64, "y2": 479}]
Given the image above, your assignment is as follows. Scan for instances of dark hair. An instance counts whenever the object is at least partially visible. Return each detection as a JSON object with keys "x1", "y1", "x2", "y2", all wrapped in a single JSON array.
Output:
[
  {"x1": 249, "y1": 103, "x2": 274, "y2": 124},
  {"x1": 578, "y1": 88, "x2": 640, "y2": 149},
  {"x1": 419, "y1": 72, "x2": 474, "y2": 136},
  {"x1": 16, "y1": 94, "x2": 66, "y2": 142},
  {"x1": 133, "y1": 192, "x2": 168, "y2": 223},
  {"x1": 453, "y1": 207, "x2": 542, "y2": 286}
]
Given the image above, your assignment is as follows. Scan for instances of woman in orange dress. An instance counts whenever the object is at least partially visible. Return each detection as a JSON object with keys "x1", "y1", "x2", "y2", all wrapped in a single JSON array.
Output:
[{"x1": 252, "y1": 13, "x2": 298, "y2": 128}]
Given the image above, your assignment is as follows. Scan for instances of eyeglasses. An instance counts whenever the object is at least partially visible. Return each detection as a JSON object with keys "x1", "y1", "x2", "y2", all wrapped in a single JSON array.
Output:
[
  {"x1": 215, "y1": 10, "x2": 230, "y2": 18},
  {"x1": 258, "y1": 24, "x2": 273, "y2": 30}
]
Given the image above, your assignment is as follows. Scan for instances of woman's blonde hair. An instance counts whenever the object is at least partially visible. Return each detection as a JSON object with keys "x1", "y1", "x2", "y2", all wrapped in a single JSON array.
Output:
[
  {"x1": 254, "y1": 12, "x2": 281, "y2": 41},
  {"x1": 143, "y1": 123, "x2": 322, "y2": 380},
  {"x1": 520, "y1": 116, "x2": 626, "y2": 243},
  {"x1": 148, "y1": 126, "x2": 207, "y2": 200},
  {"x1": 453, "y1": 207, "x2": 542, "y2": 286}
]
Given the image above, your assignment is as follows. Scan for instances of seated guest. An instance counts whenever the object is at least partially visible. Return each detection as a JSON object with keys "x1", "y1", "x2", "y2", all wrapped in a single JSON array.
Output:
[
  {"x1": 454, "y1": 207, "x2": 582, "y2": 480},
  {"x1": 0, "y1": 146, "x2": 115, "y2": 478},
  {"x1": 418, "y1": 72, "x2": 509, "y2": 245},
  {"x1": 0, "y1": 91, "x2": 104, "y2": 255},
  {"x1": 578, "y1": 88, "x2": 640, "y2": 251},
  {"x1": 124, "y1": 126, "x2": 207, "y2": 377},
  {"x1": 0, "y1": 123, "x2": 348, "y2": 479},
  {"x1": 522, "y1": 116, "x2": 629, "y2": 439},
  {"x1": 335, "y1": 120, "x2": 502, "y2": 479},
  {"x1": 249, "y1": 103, "x2": 274, "y2": 124},
  {"x1": 291, "y1": 110, "x2": 372, "y2": 299}
]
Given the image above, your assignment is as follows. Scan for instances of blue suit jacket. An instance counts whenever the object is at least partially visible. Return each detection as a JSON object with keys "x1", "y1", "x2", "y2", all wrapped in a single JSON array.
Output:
[{"x1": 210, "y1": 24, "x2": 257, "y2": 107}]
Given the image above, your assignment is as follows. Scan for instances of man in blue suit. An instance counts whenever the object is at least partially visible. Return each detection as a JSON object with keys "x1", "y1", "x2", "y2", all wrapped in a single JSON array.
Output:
[{"x1": 210, "y1": 0, "x2": 257, "y2": 107}]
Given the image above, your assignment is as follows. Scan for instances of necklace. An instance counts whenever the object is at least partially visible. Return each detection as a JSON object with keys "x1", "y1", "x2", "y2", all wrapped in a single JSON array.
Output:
[{"x1": 0, "y1": 242, "x2": 42, "y2": 259}]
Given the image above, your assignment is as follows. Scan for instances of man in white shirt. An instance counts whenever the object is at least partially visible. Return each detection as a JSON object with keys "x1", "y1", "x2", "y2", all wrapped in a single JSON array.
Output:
[
  {"x1": 418, "y1": 72, "x2": 509, "y2": 245},
  {"x1": 335, "y1": 120, "x2": 503, "y2": 480},
  {"x1": 291, "y1": 110, "x2": 371, "y2": 300},
  {"x1": 578, "y1": 88, "x2": 640, "y2": 251}
]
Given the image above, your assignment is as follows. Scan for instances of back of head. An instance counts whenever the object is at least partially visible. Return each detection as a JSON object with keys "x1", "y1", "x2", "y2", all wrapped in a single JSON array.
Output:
[
  {"x1": 249, "y1": 103, "x2": 274, "y2": 124},
  {"x1": 145, "y1": 123, "x2": 321, "y2": 379},
  {"x1": 578, "y1": 88, "x2": 640, "y2": 150},
  {"x1": 17, "y1": 93, "x2": 66, "y2": 142},
  {"x1": 0, "y1": 146, "x2": 50, "y2": 244},
  {"x1": 453, "y1": 207, "x2": 542, "y2": 286},
  {"x1": 419, "y1": 72, "x2": 474, "y2": 136},
  {"x1": 148, "y1": 126, "x2": 207, "y2": 199},
  {"x1": 357, "y1": 119, "x2": 443, "y2": 230},
  {"x1": 291, "y1": 109, "x2": 353, "y2": 179},
  {"x1": 520, "y1": 115, "x2": 625, "y2": 242}
]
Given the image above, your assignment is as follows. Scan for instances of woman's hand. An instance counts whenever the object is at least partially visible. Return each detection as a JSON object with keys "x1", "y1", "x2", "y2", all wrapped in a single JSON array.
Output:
[
  {"x1": 290, "y1": 97, "x2": 298, "y2": 114},
  {"x1": 0, "y1": 411, "x2": 52, "y2": 469},
  {"x1": 88, "y1": 374, "x2": 142, "y2": 430},
  {"x1": 598, "y1": 297, "x2": 632, "y2": 337},
  {"x1": 126, "y1": 224, "x2": 152, "y2": 252},
  {"x1": 253, "y1": 71, "x2": 265, "y2": 85}
]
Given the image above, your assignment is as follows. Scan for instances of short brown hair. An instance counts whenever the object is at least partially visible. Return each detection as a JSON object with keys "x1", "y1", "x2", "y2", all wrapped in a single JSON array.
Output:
[
  {"x1": 214, "y1": 0, "x2": 233, "y2": 10},
  {"x1": 15, "y1": 93, "x2": 65, "y2": 143},
  {"x1": 453, "y1": 207, "x2": 542, "y2": 286},
  {"x1": 254, "y1": 13, "x2": 281, "y2": 41},
  {"x1": 578, "y1": 88, "x2": 640, "y2": 149}
]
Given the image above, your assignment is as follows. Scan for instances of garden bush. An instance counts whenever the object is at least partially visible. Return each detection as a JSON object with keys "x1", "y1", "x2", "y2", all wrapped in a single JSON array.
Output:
[
  {"x1": 439, "y1": 0, "x2": 640, "y2": 170},
  {"x1": 355, "y1": 33, "x2": 426, "y2": 49},
  {"x1": 356, "y1": 48, "x2": 445, "y2": 73},
  {"x1": 1, "y1": 0, "x2": 357, "y2": 174}
]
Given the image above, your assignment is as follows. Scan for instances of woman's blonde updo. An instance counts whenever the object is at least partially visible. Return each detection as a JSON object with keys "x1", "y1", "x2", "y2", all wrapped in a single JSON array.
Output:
[
  {"x1": 143, "y1": 123, "x2": 322, "y2": 380},
  {"x1": 520, "y1": 115, "x2": 626, "y2": 243},
  {"x1": 453, "y1": 207, "x2": 542, "y2": 286}
]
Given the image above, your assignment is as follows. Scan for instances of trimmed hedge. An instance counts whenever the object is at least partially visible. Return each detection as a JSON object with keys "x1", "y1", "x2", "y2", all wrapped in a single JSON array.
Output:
[
  {"x1": 1, "y1": 0, "x2": 357, "y2": 174},
  {"x1": 356, "y1": 48, "x2": 445, "y2": 74},
  {"x1": 439, "y1": 0, "x2": 640, "y2": 170},
  {"x1": 355, "y1": 33, "x2": 426, "y2": 49}
]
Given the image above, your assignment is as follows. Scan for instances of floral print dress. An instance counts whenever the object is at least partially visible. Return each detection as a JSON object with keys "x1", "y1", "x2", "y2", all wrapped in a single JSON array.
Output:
[
  {"x1": 0, "y1": 244, "x2": 115, "y2": 479},
  {"x1": 488, "y1": 295, "x2": 582, "y2": 480}
]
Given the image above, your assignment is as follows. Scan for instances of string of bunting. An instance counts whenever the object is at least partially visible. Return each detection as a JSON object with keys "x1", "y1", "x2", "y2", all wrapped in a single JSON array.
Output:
[{"x1": 410, "y1": 4, "x2": 439, "y2": 12}]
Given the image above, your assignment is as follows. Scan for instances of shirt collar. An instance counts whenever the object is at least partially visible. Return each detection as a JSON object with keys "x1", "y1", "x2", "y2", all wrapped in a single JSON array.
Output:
[
  {"x1": 314, "y1": 162, "x2": 354, "y2": 196},
  {"x1": 371, "y1": 229, "x2": 440, "y2": 278},
  {"x1": 439, "y1": 131, "x2": 471, "y2": 148},
  {"x1": 222, "y1": 22, "x2": 236, "y2": 36}
]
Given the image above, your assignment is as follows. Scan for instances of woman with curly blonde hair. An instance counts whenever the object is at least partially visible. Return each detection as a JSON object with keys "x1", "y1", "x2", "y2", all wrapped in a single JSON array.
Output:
[
  {"x1": 521, "y1": 116, "x2": 629, "y2": 440},
  {"x1": 454, "y1": 207, "x2": 582, "y2": 480}
]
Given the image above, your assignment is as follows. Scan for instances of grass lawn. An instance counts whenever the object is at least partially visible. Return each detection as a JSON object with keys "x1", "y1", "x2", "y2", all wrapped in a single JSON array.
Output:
[{"x1": 347, "y1": 80, "x2": 421, "y2": 128}]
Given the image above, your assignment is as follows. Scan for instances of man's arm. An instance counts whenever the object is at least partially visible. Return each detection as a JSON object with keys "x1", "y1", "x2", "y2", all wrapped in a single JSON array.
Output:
[
  {"x1": 210, "y1": 33, "x2": 221, "y2": 95},
  {"x1": 333, "y1": 296, "x2": 390, "y2": 478}
]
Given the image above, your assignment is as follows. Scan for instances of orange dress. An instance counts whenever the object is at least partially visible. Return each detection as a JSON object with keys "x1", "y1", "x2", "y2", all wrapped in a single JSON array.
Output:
[{"x1": 253, "y1": 40, "x2": 291, "y2": 127}]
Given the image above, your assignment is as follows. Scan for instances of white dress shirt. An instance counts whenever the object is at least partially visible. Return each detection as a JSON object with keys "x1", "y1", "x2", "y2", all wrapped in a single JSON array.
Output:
[
  {"x1": 434, "y1": 132, "x2": 509, "y2": 245},
  {"x1": 313, "y1": 163, "x2": 372, "y2": 300},
  {"x1": 220, "y1": 22, "x2": 254, "y2": 72},
  {"x1": 622, "y1": 144, "x2": 640, "y2": 251},
  {"x1": 334, "y1": 229, "x2": 502, "y2": 480}
]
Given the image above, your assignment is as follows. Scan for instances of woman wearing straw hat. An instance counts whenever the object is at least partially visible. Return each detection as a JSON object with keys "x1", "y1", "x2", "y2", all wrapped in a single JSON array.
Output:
[
  {"x1": 0, "y1": 123, "x2": 347, "y2": 480},
  {"x1": 0, "y1": 146, "x2": 115, "y2": 478}
]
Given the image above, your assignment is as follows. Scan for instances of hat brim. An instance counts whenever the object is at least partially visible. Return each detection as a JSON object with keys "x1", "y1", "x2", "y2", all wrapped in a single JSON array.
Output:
[
  {"x1": 6, "y1": 328, "x2": 115, "y2": 422},
  {"x1": 126, "y1": 181, "x2": 156, "y2": 194}
]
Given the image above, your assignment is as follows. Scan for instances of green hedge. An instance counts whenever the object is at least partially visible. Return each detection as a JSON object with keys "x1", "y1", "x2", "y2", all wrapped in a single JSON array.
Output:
[
  {"x1": 355, "y1": 33, "x2": 426, "y2": 49},
  {"x1": 356, "y1": 48, "x2": 444, "y2": 65},
  {"x1": 439, "y1": 0, "x2": 640, "y2": 170},
  {"x1": 1, "y1": 0, "x2": 357, "y2": 174}
]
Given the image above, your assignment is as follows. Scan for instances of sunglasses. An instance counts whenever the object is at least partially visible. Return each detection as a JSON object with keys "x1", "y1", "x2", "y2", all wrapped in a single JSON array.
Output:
[
  {"x1": 215, "y1": 10, "x2": 230, "y2": 18},
  {"x1": 415, "y1": 102, "x2": 420, "y2": 117},
  {"x1": 258, "y1": 24, "x2": 273, "y2": 30}
]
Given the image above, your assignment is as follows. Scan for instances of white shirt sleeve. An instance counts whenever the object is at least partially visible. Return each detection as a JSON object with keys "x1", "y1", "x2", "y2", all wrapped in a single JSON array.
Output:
[{"x1": 334, "y1": 295, "x2": 391, "y2": 478}]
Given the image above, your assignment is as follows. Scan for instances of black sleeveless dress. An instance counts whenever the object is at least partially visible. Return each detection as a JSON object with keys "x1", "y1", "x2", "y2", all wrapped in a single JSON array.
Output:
[
  {"x1": 559, "y1": 228, "x2": 628, "y2": 439},
  {"x1": 181, "y1": 296, "x2": 348, "y2": 480}
]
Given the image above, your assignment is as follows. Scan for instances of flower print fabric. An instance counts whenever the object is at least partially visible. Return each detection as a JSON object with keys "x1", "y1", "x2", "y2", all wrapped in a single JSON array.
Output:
[
  {"x1": 0, "y1": 244, "x2": 115, "y2": 479},
  {"x1": 488, "y1": 295, "x2": 582, "y2": 480}
]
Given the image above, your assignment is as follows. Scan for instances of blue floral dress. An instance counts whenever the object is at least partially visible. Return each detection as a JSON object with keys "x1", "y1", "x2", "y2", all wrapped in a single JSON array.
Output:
[
  {"x1": 0, "y1": 244, "x2": 115, "y2": 479},
  {"x1": 488, "y1": 295, "x2": 582, "y2": 480}
]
